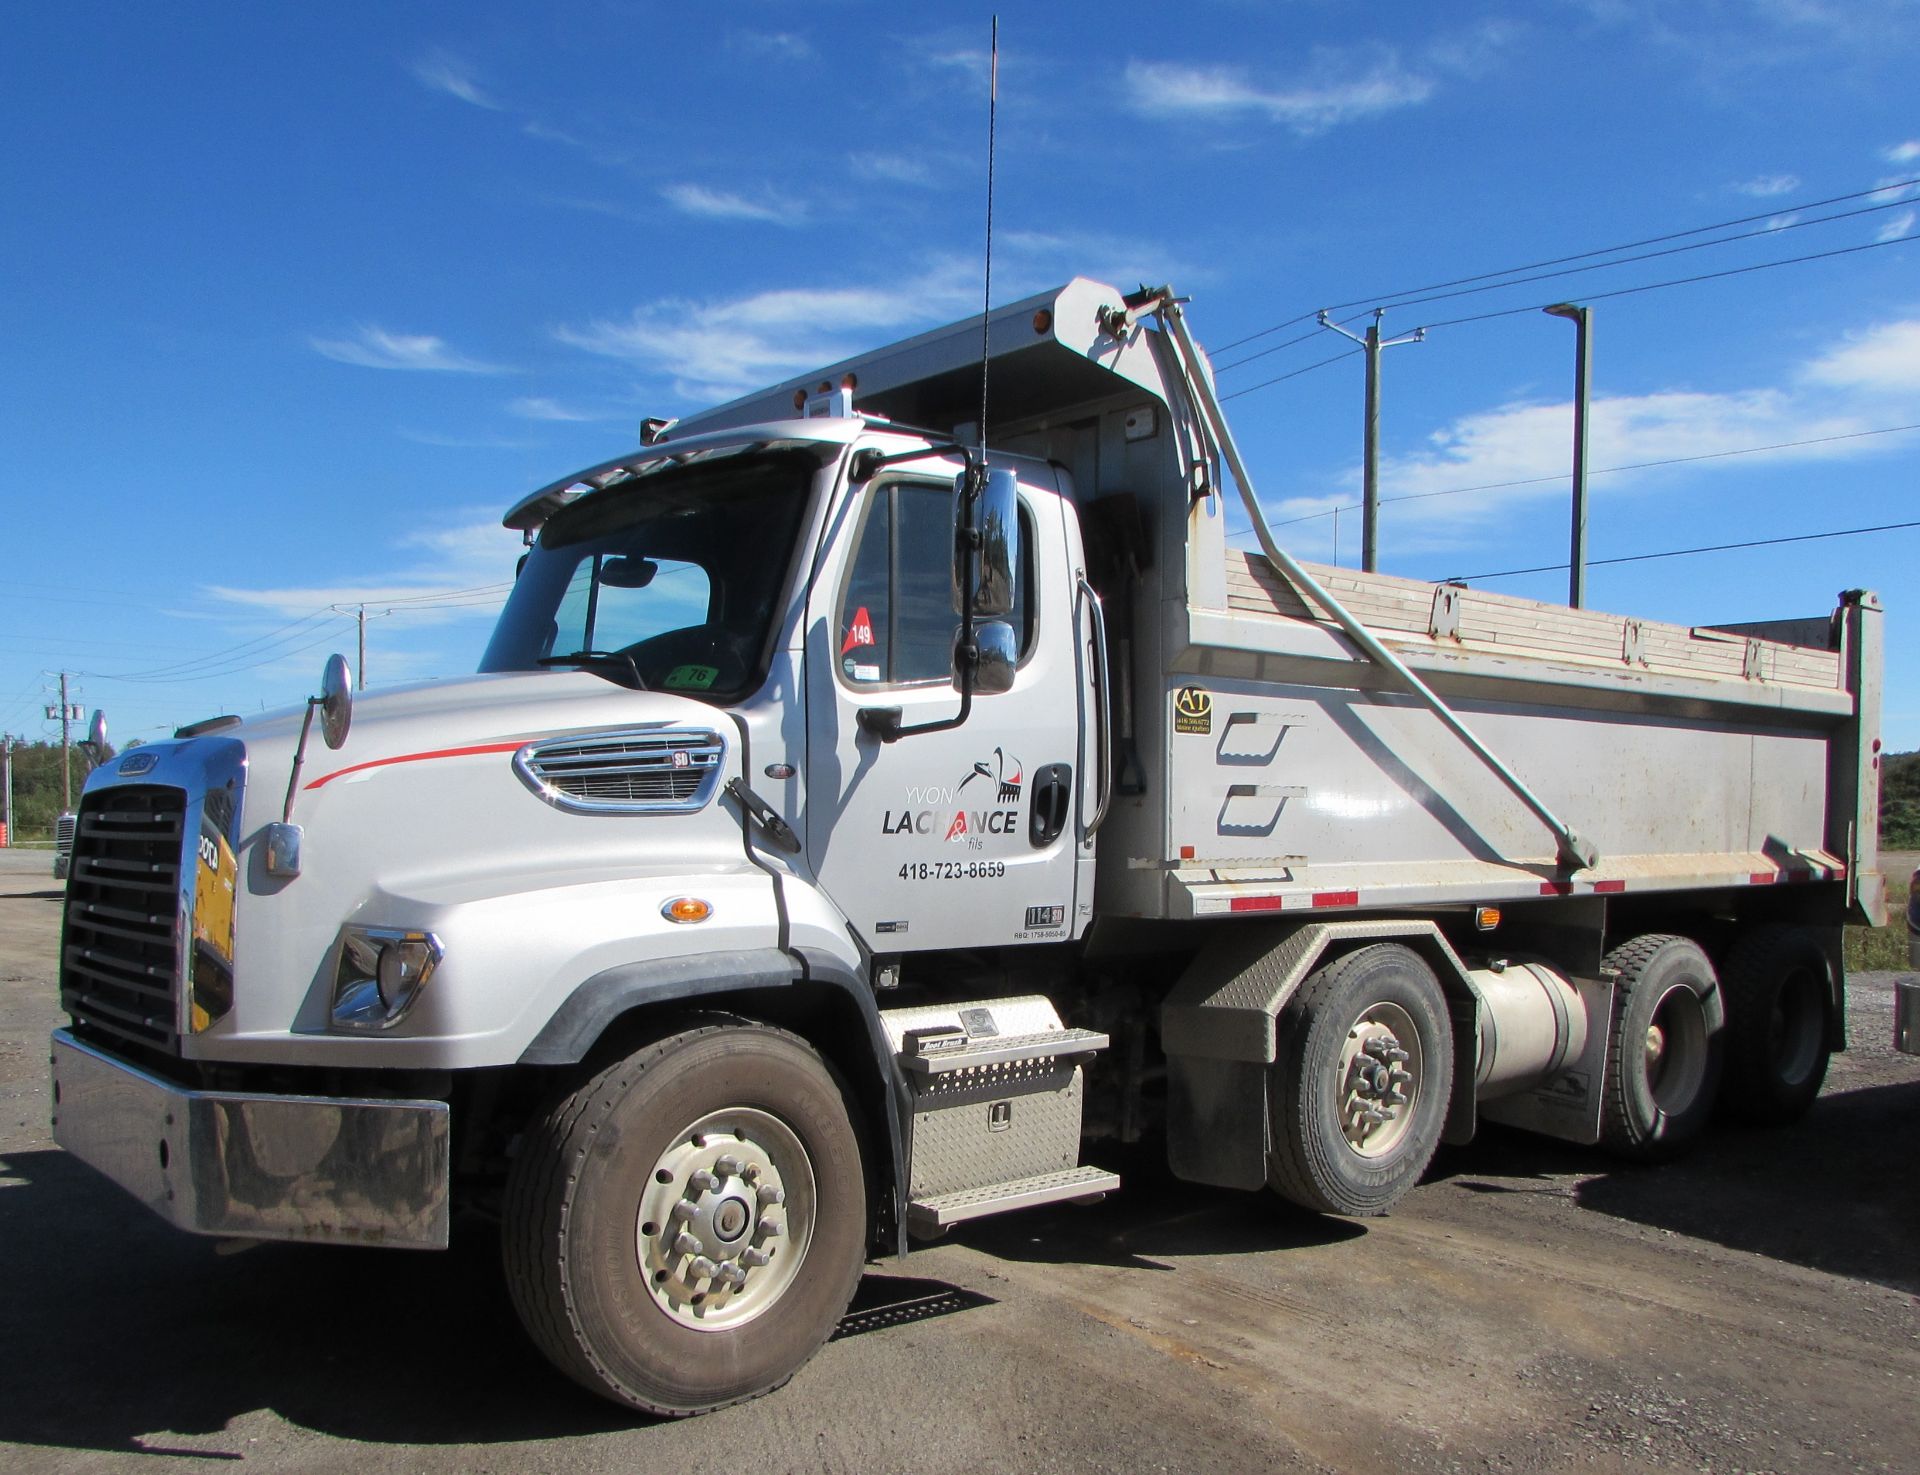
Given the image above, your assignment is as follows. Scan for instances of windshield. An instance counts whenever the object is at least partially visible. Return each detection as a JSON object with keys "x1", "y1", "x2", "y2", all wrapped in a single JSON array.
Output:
[{"x1": 480, "y1": 448, "x2": 820, "y2": 701}]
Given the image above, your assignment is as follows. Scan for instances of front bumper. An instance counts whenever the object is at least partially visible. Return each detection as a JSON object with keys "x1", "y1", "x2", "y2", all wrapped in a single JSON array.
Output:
[{"x1": 50, "y1": 1030, "x2": 450, "y2": 1248}]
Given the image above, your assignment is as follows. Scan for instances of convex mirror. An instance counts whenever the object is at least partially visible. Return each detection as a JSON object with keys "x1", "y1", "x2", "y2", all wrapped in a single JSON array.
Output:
[
  {"x1": 319, "y1": 653, "x2": 354, "y2": 750},
  {"x1": 951, "y1": 466, "x2": 1019, "y2": 619}
]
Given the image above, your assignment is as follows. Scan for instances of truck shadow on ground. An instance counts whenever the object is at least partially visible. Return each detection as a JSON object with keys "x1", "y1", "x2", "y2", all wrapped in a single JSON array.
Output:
[
  {"x1": 0, "y1": 1150, "x2": 989, "y2": 1454},
  {"x1": 947, "y1": 1141, "x2": 1365, "y2": 1272},
  {"x1": 1427, "y1": 1077, "x2": 1920, "y2": 1296}
]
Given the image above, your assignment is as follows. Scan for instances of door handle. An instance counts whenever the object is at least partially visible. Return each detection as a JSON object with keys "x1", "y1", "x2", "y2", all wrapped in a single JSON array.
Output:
[{"x1": 1029, "y1": 763, "x2": 1072, "y2": 848}]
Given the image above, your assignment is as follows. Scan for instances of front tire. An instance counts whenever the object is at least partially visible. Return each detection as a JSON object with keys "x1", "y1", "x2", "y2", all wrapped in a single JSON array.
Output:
[
  {"x1": 1267, "y1": 943, "x2": 1453, "y2": 1217},
  {"x1": 1599, "y1": 934, "x2": 1724, "y2": 1161},
  {"x1": 503, "y1": 1022, "x2": 868, "y2": 1416}
]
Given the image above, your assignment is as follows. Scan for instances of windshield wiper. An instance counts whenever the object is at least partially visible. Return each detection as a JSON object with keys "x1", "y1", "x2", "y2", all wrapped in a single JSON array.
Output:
[{"x1": 537, "y1": 650, "x2": 649, "y2": 690}]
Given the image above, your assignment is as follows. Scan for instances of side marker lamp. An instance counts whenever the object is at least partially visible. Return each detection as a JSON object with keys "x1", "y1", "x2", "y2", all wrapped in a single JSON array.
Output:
[
  {"x1": 1474, "y1": 906, "x2": 1502, "y2": 932},
  {"x1": 662, "y1": 897, "x2": 712, "y2": 924},
  {"x1": 330, "y1": 926, "x2": 444, "y2": 1032}
]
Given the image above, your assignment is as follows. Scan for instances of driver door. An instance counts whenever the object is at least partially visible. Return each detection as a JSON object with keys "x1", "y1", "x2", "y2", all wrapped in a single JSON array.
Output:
[{"x1": 803, "y1": 461, "x2": 1085, "y2": 954}]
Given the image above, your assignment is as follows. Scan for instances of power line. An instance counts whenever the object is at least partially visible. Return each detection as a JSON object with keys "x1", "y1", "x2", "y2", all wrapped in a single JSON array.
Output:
[
  {"x1": 1221, "y1": 346, "x2": 1363, "y2": 401},
  {"x1": 1230, "y1": 422, "x2": 1920, "y2": 534},
  {"x1": 1216, "y1": 230, "x2": 1920, "y2": 406},
  {"x1": 1416, "y1": 230, "x2": 1920, "y2": 333},
  {"x1": 1444, "y1": 517, "x2": 1920, "y2": 584},
  {"x1": 1216, "y1": 195, "x2": 1916, "y2": 373},
  {"x1": 1212, "y1": 173, "x2": 1920, "y2": 355}
]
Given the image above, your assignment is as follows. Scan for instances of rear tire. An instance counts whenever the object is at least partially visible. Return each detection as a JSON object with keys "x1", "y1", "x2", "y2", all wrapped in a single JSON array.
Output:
[
  {"x1": 502, "y1": 1023, "x2": 868, "y2": 1416},
  {"x1": 1599, "y1": 935, "x2": 1724, "y2": 1161},
  {"x1": 1268, "y1": 943, "x2": 1453, "y2": 1217},
  {"x1": 1717, "y1": 925, "x2": 1832, "y2": 1126}
]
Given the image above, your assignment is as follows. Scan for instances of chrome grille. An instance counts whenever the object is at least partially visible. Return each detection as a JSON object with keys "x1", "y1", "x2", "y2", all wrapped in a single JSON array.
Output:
[
  {"x1": 515, "y1": 729, "x2": 725, "y2": 813},
  {"x1": 61, "y1": 786, "x2": 185, "y2": 1053}
]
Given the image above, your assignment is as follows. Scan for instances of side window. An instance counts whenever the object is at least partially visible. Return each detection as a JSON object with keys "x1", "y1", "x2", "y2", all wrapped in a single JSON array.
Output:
[{"x1": 838, "y1": 480, "x2": 1033, "y2": 688}]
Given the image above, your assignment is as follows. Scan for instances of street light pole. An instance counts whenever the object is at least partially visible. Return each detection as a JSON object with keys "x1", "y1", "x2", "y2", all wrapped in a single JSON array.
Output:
[{"x1": 1544, "y1": 303, "x2": 1593, "y2": 609}]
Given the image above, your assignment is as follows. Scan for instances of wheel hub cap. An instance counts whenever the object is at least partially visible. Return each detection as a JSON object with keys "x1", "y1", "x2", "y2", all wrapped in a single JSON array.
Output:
[
  {"x1": 634, "y1": 1108, "x2": 811, "y2": 1332},
  {"x1": 1338, "y1": 1002, "x2": 1423, "y2": 1158}
]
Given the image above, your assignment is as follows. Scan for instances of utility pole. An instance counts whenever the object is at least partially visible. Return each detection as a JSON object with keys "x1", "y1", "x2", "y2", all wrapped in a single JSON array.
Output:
[
  {"x1": 1318, "y1": 309, "x2": 1425, "y2": 572},
  {"x1": 357, "y1": 604, "x2": 366, "y2": 691},
  {"x1": 1544, "y1": 303, "x2": 1593, "y2": 608},
  {"x1": 3, "y1": 734, "x2": 14, "y2": 847},
  {"x1": 45, "y1": 673, "x2": 82, "y2": 811}
]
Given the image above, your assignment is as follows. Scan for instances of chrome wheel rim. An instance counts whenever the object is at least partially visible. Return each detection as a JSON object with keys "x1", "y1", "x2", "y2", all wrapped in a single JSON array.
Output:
[
  {"x1": 634, "y1": 1107, "x2": 814, "y2": 1333},
  {"x1": 1338, "y1": 1001, "x2": 1423, "y2": 1158}
]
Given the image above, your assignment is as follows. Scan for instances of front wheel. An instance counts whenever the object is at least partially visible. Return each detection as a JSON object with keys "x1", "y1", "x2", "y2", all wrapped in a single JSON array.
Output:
[
  {"x1": 503, "y1": 1022, "x2": 868, "y2": 1416},
  {"x1": 1267, "y1": 943, "x2": 1453, "y2": 1217}
]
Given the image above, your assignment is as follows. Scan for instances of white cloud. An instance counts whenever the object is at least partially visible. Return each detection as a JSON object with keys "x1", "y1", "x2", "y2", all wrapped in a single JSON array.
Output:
[
  {"x1": 660, "y1": 183, "x2": 807, "y2": 225},
  {"x1": 1878, "y1": 208, "x2": 1918, "y2": 242},
  {"x1": 1267, "y1": 318, "x2": 1920, "y2": 551},
  {"x1": 1884, "y1": 140, "x2": 1920, "y2": 164},
  {"x1": 850, "y1": 152, "x2": 937, "y2": 187},
  {"x1": 206, "y1": 515, "x2": 521, "y2": 624},
  {"x1": 412, "y1": 51, "x2": 499, "y2": 110},
  {"x1": 1733, "y1": 173, "x2": 1801, "y2": 198},
  {"x1": 554, "y1": 262, "x2": 979, "y2": 402},
  {"x1": 1803, "y1": 318, "x2": 1920, "y2": 392},
  {"x1": 734, "y1": 31, "x2": 813, "y2": 60},
  {"x1": 310, "y1": 327, "x2": 506, "y2": 373},
  {"x1": 1125, "y1": 58, "x2": 1433, "y2": 135},
  {"x1": 509, "y1": 395, "x2": 603, "y2": 422}
]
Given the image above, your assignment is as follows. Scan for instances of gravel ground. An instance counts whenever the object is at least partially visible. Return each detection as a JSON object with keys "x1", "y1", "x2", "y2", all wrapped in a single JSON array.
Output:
[{"x1": 2, "y1": 848, "x2": 1916, "y2": 1474}]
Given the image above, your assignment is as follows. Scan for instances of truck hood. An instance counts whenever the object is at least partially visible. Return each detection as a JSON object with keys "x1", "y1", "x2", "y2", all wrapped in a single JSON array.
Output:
[{"x1": 230, "y1": 668, "x2": 730, "y2": 770}]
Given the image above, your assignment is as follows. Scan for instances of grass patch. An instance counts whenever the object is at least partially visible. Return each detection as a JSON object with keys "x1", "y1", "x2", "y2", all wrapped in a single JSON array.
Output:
[{"x1": 1845, "y1": 872, "x2": 1912, "y2": 972}]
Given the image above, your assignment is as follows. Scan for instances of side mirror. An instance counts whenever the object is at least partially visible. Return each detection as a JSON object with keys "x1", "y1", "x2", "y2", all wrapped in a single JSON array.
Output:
[
  {"x1": 970, "y1": 621, "x2": 1017, "y2": 695},
  {"x1": 952, "y1": 467, "x2": 1019, "y2": 619},
  {"x1": 80, "y1": 709, "x2": 108, "y2": 759},
  {"x1": 319, "y1": 653, "x2": 354, "y2": 750}
]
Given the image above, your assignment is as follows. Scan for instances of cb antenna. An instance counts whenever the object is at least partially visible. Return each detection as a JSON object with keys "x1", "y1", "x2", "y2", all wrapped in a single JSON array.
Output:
[{"x1": 977, "y1": 15, "x2": 999, "y2": 461}]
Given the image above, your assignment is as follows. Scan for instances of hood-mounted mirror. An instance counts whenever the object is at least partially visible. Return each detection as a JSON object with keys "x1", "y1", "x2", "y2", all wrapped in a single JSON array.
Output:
[{"x1": 319, "y1": 653, "x2": 353, "y2": 750}]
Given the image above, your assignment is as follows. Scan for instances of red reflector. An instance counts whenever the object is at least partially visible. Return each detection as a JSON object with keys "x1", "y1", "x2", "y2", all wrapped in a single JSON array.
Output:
[
  {"x1": 1179, "y1": 845, "x2": 1196, "y2": 861},
  {"x1": 1749, "y1": 871, "x2": 1775, "y2": 885},
  {"x1": 1311, "y1": 890, "x2": 1359, "y2": 908},
  {"x1": 1539, "y1": 881, "x2": 1575, "y2": 896},
  {"x1": 1229, "y1": 895, "x2": 1284, "y2": 913},
  {"x1": 1594, "y1": 879, "x2": 1626, "y2": 894}
]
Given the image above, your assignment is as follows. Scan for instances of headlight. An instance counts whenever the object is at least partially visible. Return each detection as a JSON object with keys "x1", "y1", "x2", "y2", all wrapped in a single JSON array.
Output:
[{"x1": 331, "y1": 927, "x2": 444, "y2": 1032}]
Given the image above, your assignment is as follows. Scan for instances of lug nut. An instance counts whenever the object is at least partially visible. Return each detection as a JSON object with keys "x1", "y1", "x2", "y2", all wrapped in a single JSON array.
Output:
[
  {"x1": 673, "y1": 1231, "x2": 702, "y2": 1257},
  {"x1": 756, "y1": 1216, "x2": 782, "y2": 1238},
  {"x1": 740, "y1": 1247, "x2": 770, "y2": 1267},
  {"x1": 689, "y1": 1169, "x2": 719, "y2": 1193},
  {"x1": 714, "y1": 1155, "x2": 743, "y2": 1177},
  {"x1": 756, "y1": 1184, "x2": 785, "y2": 1207},
  {"x1": 670, "y1": 1200, "x2": 698, "y2": 1222},
  {"x1": 691, "y1": 1256, "x2": 719, "y2": 1279}
]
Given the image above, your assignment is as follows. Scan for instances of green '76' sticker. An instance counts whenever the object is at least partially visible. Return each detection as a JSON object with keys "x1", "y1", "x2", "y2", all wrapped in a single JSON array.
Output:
[{"x1": 664, "y1": 663, "x2": 719, "y2": 690}]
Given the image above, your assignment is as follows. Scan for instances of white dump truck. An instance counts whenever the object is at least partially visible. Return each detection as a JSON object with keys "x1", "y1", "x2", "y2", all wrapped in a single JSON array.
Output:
[{"x1": 51, "y1": 280, "x2": 1884, "y2": 1416}]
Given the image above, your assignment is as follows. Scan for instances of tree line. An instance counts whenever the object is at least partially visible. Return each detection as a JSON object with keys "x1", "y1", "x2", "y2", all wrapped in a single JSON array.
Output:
[{"x1": 3, "y1": 739, "x2": 113, "y2": 841}]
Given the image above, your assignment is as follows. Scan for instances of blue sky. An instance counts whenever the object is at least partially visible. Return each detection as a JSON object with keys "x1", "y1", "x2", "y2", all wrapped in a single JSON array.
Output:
[{"x1": 4, "y1": 1, "x2": 1917, "y2": 761}]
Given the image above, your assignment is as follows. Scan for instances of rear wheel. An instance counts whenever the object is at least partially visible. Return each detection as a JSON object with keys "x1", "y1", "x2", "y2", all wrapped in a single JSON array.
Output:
[
  {"x1": 1267, "y1": 943, "x2": 1453, "y2": 1217},
  {"x1": 503, "y1": 1023, "x2": 867, "y2": 1416},
  {"x1": 1717, "y1": 925, "x2": 1832, "y2": 1125},
  {"x1": 1599, "y1": 935, "x2": 1724, "y2": 1161}
]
